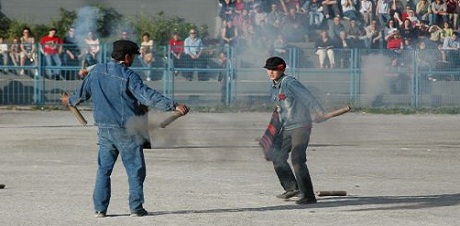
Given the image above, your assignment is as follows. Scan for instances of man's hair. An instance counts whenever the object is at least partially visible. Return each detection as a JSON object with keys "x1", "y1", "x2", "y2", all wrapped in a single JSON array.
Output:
[{"x1": 111, "y1": 51, "x2": 125, "y2": 61}]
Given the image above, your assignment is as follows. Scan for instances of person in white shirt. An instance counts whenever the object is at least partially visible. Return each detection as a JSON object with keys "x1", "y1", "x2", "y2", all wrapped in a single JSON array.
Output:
[{"x1": 0, "y1": 36, "x2": 9, "y2": 74}]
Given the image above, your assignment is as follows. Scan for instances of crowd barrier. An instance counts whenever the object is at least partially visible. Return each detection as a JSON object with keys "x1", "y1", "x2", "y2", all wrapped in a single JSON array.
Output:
[{"x1": 1, "y1": 44, "x2": 460, "y2": 109}]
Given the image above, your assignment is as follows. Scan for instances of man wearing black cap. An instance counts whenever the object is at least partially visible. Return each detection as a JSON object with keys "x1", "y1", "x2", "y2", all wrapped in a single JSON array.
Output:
[
  {"x1": 62, "y1": 40, "x2": 189, "y2": 217},
  {"x1": 263, "y1": 56, "x2": 324, "y2": 205}
]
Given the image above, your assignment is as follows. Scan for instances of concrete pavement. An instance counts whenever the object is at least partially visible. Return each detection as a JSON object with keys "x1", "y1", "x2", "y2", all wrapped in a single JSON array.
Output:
[{"x1": 0, "y1": 110, "x2": 459, "y2": 226}]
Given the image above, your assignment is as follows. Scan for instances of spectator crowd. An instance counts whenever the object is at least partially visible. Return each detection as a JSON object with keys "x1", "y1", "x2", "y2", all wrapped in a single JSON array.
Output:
[
  {"x1": 218, "y1": 0, "x2": 460, "y2": 70},
  {"x1": 1, "y1": 0, "x2": 460, "y2": 80}
]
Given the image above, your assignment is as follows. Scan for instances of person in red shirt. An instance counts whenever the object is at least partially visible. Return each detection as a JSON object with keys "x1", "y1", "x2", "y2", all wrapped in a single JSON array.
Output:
[
  {"x1": 40, "y1": 28, "x2": 64, "y2": 80},
  {"x1": 385, "y1": 29, "x2": 404, "y2": 66},
  {"x1": 168, "y1": 32, "x2": 184, "y2": 74},
  {"x1": 386, "y1": 29, "x2": 404, "y2": 49}
]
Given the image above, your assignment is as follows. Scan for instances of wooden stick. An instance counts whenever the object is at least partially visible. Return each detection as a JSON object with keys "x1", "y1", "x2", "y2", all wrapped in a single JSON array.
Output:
[
  {"x1": 160, "y1": 111, "x2": 183, "y2": 128},
  {"x1": 316, "y1": 190, "x2": 347, "y2": 196},
  {"x1": 68, "y1": 105, "x2": 88, "y2": 126}
]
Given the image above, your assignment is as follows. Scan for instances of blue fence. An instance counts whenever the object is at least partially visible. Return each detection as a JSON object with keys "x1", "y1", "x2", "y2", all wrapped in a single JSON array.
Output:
[{"x1": 1, "y1": 44, "x2": 460, "y2": 109}]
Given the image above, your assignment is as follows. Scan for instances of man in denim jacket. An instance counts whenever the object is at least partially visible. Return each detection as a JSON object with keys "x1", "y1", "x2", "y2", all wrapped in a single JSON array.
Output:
[
  {"x1": 62, "y1": 40, "x2": 189, "y2": 217},
  {"x1": 265, "y1": 56, "x2": 324, "y2": 205}
]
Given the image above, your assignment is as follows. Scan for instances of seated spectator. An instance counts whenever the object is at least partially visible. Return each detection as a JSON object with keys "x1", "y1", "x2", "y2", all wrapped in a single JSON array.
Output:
[
  {"x1": 329, "y1": 16, "x2": 346, "y2": 41},
  {"x1": 168, "y1": 32, "x2": 184, "y2": 71},
  {"x1": 385, "y1": 29, "x2": 404, "y2": 67},
  {"x1": 341, "y1": 0, "x2": 361, "y2": 22},
  {"x1": 233, "y1": 0, "x2": 246, "y2": 18},
  {"x1": 140, "y1": 32, "x2": 154, "y2": 64},
  {"x1": 401, "y1": 5, "x2": 413, "y2": 21},
  {"x1": 383, "y1": 19, "x2": 399, "y2": 39},
  {"x1": 140, "y1": 32, "x2": 155, "y2": 80},
  {"x1": 252, "y1": 4, "x2": 268, "y2": 27},
  {"x1": 445, "y1": 0, "x2": 458, "y2": 30},
  {"x1": 360, "y1": 20, "x2": 382, "y2": 49},
  {"x1": 346, "y1": 19, "x2": 366, "y2": 48},
  {"x1": 221, "y1": 20, "x2": 238, "y2": 47},
  {"x1": 0, "y1": 36, "x2": 9, "y2": 74},
  {"x1": 63, "y1": 27, "x2": 81, "y2": 79},
  {"x1": 280, "y1": 0, "x2": 301, "y2": 13},
  {"x1": 440, "y1": 21, "x2": 454, "y2": 42},
  {"x1": 281, "y1": 11, "x2": 306, "y2": 43},
  {"x1": 428, "y1": 24, "x2": 443, "y2": 45},
  {"x1": 390, "y1": 0, "x2": 405, "y2": 17},
  {"x1": 335, "y1": 31, "x2": 354, "y2": 68},
  {"x1": 416, "y1": 0, "x2": 432, "y2": 23},
  {"x1": 301, "y1": 0, "x2": 324, "y2": 28},
  {"x1": 267, "y1": 3, "x2": 285, "y2": 29},
  {"x1": 392, "y1": 11, "x2": 404, "y2": 27},
  {"x1": 417, "y1": 41, "x2": 435, "y2": 70},
  {"x1": 321, "y1": 0, "x2": 341, "y2": 19},
  {"x1": 273, "y1": 34, "x2": 288, "y2": 58},
  {"x1": 183, "y1": 28, "x2": 207, "y2": 81},
  {"x1": 9, "y1": 37, "x2": 20, "y2": 74},
  {"x1": 315, "y1": 30, "x2": 336, "y2": 68},
  {"x1": 416, "y1": 40, "x2": 439, "y2": 83},
  {"x1": 219, "y1": 0, "x2": 235, "y2": 24},
  {"x1": 20, "y1": 27, "x2": 38, "y2": 76},
  {"x1": 431, "y1": 0, "x2": 448, "y2": 26},
  {"x1": 414, "y1": 20, "x2": 431, "y2": 40},
  {"x1": 440, "y1": 32, "x2": 460, "y2": 62},
  {"x1": 376, "y1": 0, "x2": 391, "y2": 27},
  {"x1": 39, "y1": 28, "x2": 63, "y2": 80},
  {"x1": 234, "y1": 8, "x2": 252, "y2": 31},
  {"x1": 120, "y1": 30, "x2": 132, "y2": 40},
  {"x1": 400, "y1": 19, "x2": 416, "y2": 41},
  {"x1": 406, "y1": 10, "x2": 420, "y2": 27},
  {"x1": 359, "y1": 0, "x2": 373, "y2": 26},
  {"x1": 84, "y1": 31, "x2": 100, "y2": 67}
]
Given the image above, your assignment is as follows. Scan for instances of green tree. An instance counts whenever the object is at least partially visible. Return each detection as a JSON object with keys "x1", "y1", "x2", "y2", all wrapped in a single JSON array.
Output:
[{"x1": 129, "y1": 11, "x2": 208, "y2": 45}]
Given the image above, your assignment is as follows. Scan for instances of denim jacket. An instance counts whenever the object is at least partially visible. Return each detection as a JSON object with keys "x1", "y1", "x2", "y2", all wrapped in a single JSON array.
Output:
[
  {"x1": 271, "y1": 74, "x2": 324, "y2": 131},
  {"x1": 68, "y1": 61, "x2": 176, "y2": 128}
]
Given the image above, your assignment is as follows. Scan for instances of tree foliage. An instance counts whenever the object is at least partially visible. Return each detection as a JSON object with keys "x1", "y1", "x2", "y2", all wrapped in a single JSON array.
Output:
[
  {"x1": 1, "y1": 5, "x2": 208, "y2": 45},
  {"x1": 129, "y1": 11, "x2": 209, "y2": 45}
]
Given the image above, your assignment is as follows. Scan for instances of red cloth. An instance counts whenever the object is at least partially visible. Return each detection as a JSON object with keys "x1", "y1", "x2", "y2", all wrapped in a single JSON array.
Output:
[
  {"x1": 259, "y1": 110, "x2": 282, "y2": 161},
  {"x1": 40, "y1": 36, "x2": 62, "y2": 55}
]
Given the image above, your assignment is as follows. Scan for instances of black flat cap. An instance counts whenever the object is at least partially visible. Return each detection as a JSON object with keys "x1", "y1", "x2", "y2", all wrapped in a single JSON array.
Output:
[
  {"x1": 112, "y1": 40, "x2": 140, "y2": 55},
  {"x1": 263, "y1": 56, "x2": 286, "y2": 70}
]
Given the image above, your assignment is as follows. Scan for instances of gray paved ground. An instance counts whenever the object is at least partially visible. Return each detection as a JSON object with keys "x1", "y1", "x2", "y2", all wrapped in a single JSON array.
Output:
[{"x1": 0, "y1": 110, "x2": 459, "y2": 226}]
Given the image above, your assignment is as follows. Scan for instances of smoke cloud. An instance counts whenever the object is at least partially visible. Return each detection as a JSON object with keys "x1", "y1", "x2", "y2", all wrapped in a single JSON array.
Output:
[
  {"x1": 360, "y1": 54, "x2": 388, "y2": 106},
  {"x1": 72, "y1": 6, "x2": 100, "y2": 50}
]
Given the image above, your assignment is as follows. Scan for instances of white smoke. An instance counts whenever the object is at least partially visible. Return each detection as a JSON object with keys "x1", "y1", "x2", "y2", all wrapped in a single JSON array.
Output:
[
  {"x1": 72, "y1": 6, "x2": 100, "y2": 50},
  {"x1": 360, "y1": 54, "x2": 388, "y2": 106}
]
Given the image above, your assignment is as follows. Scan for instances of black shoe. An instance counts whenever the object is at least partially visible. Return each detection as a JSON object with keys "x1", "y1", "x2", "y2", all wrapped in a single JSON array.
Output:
[
  {"x1": 276, "y1": 190, "x2": 300, "y2": 199},
  {"x1": 295, "y1": 197, "x2": 317, "y2": 205},
  {"x1": 130, "y1": 208, "x2": 148, "y2": 217},
  {"x1": 94, "y1": 211, "x2": 106, "y2": 218}
]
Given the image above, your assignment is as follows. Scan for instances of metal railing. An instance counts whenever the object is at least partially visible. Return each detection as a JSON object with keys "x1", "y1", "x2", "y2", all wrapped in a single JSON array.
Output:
[{"x1": 1, "y1": 43, "x2": 460, "y2": 108}]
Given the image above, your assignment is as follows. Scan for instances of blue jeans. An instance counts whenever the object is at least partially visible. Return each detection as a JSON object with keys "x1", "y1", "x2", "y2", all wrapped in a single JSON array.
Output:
[
  {"x1": 44, "y1": 54, "x2": 62, "y2": 76},
  {"x1": 93, "y1": 127, "x2": 146, "y2": 213}
]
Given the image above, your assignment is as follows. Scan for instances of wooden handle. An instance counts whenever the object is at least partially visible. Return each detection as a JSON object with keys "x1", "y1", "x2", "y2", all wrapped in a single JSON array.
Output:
[
  {"x1": 316, "y1": 105, "x2": 351, "y2": 123},
  {"x1": 323, "y1": 105, "x2": 351, "y2": 120},
  {"x1": 316, "y1": 190, "x2": 347, "y2": 196},
  {"x1": 160, "y1": 111, "x2": 183, "y2": 128},
  {"x1": 68, "y1": 105, "x2": 88, "y2": 126}
]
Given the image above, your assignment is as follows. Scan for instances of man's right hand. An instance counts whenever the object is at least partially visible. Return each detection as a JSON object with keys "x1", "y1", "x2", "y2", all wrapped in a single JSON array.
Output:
[{"x1": 175, "y1": 104, "x2": 190, "y2": 115}]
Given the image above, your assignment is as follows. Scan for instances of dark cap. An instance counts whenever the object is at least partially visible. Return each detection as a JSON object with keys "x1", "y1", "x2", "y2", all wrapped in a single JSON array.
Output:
[
  {"x1": 263, "y1": 56, "x2": 286, "y2": 70},
  {"x1": 112, "y1": 40, "x2": 140, "y2": 55}
]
